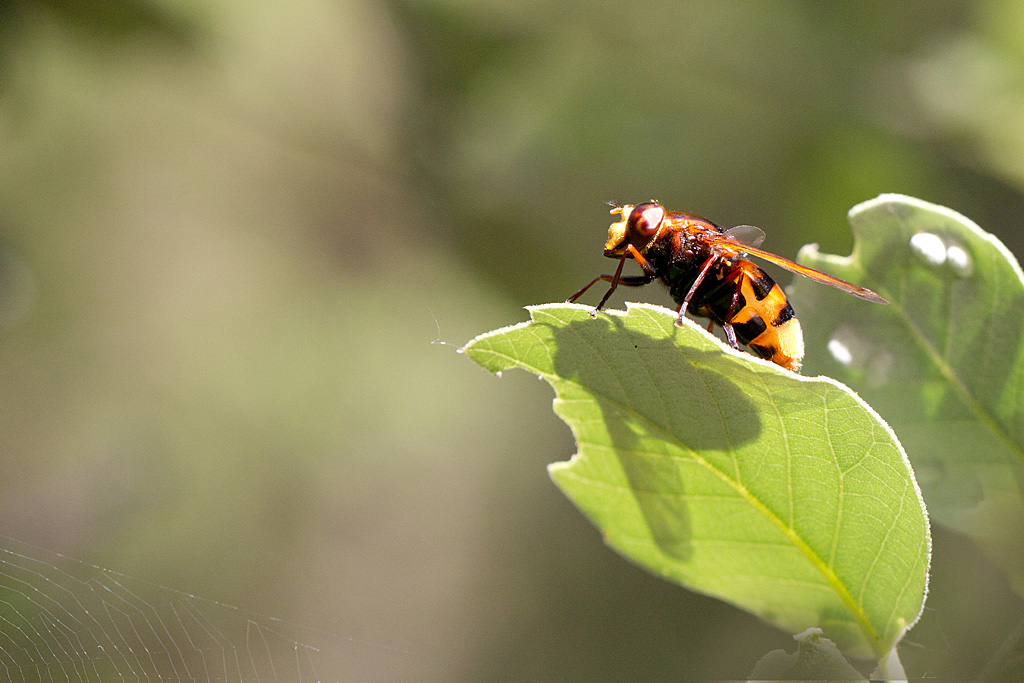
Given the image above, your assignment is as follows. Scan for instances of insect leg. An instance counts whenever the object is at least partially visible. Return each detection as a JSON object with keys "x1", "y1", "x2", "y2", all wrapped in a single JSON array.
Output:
[
  {"x1": 626, "y1": 244, "x2": 657, "y2": 276},
  {"x1": 566, "y1": 276, "x2": 606, "y2": 303},
  {"x1": 592, "y1": 253, "x2": 629, "y2": 314},
  {"x1": 567, "y1": 249, "x2": 656, "y2": 315},
  {"x1": 617, "y1": 275, "x2": 656, "y2": 286},
  {"x1": 566, "y1": 273, "x2": 654, "y2": 302},
  {"x1": 566, "y1": 253, "x2": 628, "y2": 303},
  {"x1": 676, "y1": 253, "x2": 720, "y2": 326},
  {"x1": 723, "y1": 323, "x2": 738, "y2": 349},
  {"x1": 722, "y1": 292, "x2": 741, "y2": 349},
  {"x1": 719, "y1": 270, "x2": 746, "y2": 349}
]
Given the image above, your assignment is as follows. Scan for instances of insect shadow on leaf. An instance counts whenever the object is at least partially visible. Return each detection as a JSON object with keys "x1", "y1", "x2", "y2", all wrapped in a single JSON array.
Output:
[{"x1": 547, "y1": 313, "x2": 763, "y2": 563}]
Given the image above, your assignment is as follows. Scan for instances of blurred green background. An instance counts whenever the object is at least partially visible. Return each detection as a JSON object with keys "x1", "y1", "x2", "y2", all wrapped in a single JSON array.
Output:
[{"x1": 2, "y1": 0, "x2": 1024, "y2": 680}]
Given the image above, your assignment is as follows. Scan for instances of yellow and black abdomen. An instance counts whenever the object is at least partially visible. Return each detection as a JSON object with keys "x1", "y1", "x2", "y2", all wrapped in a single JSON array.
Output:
[{"x1": 695, "y1": 260, "x2": 805, "y2": 372}]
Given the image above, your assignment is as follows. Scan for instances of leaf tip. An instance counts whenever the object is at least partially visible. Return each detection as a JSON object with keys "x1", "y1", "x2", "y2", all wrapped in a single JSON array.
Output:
[{"x1": 460, "y1": 318, "x2": 534, "y2": 373}]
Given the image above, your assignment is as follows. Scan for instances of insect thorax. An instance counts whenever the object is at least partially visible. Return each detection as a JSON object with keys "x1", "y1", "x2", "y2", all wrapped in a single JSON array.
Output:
[{"x1": 646, "y1": 237, "x2": 736, "y2": 307}]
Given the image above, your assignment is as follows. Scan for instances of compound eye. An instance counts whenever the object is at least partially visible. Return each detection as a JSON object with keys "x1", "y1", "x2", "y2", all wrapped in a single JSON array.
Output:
[{"x1": 627, "y1": 203, "x2": 665, "y2": 237}]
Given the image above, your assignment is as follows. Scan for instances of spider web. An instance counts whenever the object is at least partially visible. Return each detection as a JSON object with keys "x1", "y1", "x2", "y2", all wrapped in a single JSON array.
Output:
[{"x1": 0, "y1": 535, "x2": 409, "y2": 682}]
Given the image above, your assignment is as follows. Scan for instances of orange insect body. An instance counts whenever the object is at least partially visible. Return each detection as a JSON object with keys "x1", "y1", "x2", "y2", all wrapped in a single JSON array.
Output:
[{"x1": 567, "y1": 202, "x2": 887, "y2": 372}]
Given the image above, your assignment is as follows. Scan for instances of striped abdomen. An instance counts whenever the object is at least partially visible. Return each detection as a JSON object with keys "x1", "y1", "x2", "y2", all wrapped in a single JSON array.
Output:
[{"x1": 692, "y1": 260, "x2": 805, "y2": 372}]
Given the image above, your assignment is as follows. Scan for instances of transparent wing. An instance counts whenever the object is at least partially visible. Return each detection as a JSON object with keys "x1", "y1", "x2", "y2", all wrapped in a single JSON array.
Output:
[
  {"x1": 703, "y1": 236, "x2": 889, "y2": 304},
  {"x1": 722, "y1": 224, "x2": 766, "y2": 248}
]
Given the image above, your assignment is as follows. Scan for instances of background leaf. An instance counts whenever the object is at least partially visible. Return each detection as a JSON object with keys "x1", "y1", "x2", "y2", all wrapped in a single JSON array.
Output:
[
  {"x1": 748, "y1": 627, "x2": 867, "y2": 681},
  {"x1": 793, "y1": 194, "x2": 1024, "y2": 592},
  {"x1": 463, "y1": 303, "x2": 930, "y2": 661}
]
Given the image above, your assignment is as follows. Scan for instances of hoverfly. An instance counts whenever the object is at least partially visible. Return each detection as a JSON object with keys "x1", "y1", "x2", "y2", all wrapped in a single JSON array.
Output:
[{"x1": 567, "y1": 202, "x2": 888, "y2": 372}]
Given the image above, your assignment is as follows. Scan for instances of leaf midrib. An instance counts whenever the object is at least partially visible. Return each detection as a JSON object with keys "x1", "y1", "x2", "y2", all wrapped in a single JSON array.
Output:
[
  {"x1": 469, "y1": 329, "x2": 883, "y2": 656},
  {"x1": 863, "y1": 272, "x2": 1024, "y2": 468}
]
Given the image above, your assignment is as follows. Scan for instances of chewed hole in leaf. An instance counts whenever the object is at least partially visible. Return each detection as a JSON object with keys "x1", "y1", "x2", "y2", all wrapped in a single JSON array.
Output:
[
  {"x1": 828, "y1": 325, "x2": 869, "y2": 369},
  {"x1": 827, "y1": 336, "x2": 854, "y2": 366},
  {"x1": 910, "y1": 231, "x2": 947, "y2": 266},
  {"x1": 908, "y1": 229, "x2": 975, "y2": 278},
  {"x1": 946, "y1": 243, "x2": 973, "y2": 277},
  {"x1": 827, "y1": 325, "x2": 894, "y2": 388}
]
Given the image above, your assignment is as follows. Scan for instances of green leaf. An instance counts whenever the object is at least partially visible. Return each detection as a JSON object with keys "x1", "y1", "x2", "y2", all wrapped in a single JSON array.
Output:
[
  {"x1": 793, "y1": 194, "x2": 1024, "y2": 591},
  {"x1": 463, "y1": 303, "x2": 929, "y2": 661}
]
